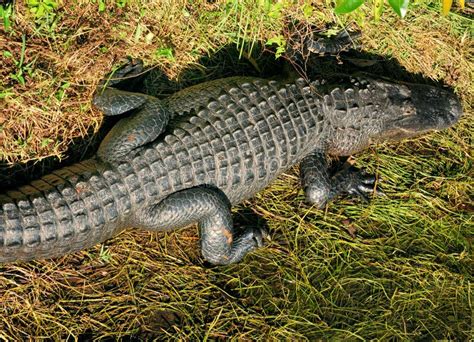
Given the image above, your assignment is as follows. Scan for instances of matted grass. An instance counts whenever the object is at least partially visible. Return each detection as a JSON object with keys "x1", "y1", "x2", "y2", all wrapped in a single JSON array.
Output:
[{"x1": 0, "y1": 0, "x2": 473, "y2": 340}]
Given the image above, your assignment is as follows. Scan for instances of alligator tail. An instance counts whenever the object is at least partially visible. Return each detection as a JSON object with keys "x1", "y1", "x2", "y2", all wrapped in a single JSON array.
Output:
[{"x1": 0, "y1": 159, "x2": 128, "y2": 262}]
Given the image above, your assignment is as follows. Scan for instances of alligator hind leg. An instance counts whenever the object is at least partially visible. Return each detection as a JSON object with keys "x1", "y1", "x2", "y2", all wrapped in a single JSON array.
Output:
[
  {"x1": 301, "y1": 152, "x2": 379, "y2": 208},
  {"x1": 133, "y1": 186, "x2": 266, "y2": 265},
  {"x1": 93, "y1": 58, "x2": 170, "y2": 163}
]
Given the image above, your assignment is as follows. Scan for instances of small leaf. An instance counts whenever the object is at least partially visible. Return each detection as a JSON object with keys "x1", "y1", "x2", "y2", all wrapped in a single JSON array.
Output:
[
  {"x1": 0, "y1": 89, "x2": 14, "y2": 99},
  {"x1": 334, "y1": 0, "x2": 365, "y2": 14},
  {"x1": 266, "y1": 35, "x2": 286, "y2": 58},
  {"x1": 1, "y1": 4, "x2": 13, "y2": 31},
  {"x1": 155, "y1": 47, "x2": 174, "y2": 61},
  {"x1": 275, "y1": 46, "x2": 286, "y2": 59},
  {"x1": 116, "y1": 0, "x2": 127, "y2": 8},
  {"x1": 98, "y1": 0, "x2": 106, "y2": 12},
  {"x1": 301, "y1": 3, "x2": 313, "y2": 18},
  {"x1": 442, "y1": 0, "x2": 453, "y2": 15},
  {"x1": 388, "y1": 0, "x2": 409, "y2": 18},
  {"x1": 268, "y1": 2, "x2": 283, "y2": 19},
  {"x1": 266, "y1": 35, "x2": 285, "y2": 47},
  {"x1": 41, "y1": 138, "x2": 53, "y2": 148}
]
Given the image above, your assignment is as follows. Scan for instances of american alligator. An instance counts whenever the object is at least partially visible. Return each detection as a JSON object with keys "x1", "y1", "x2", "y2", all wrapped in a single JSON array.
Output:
[{"x1": 0, "y1": 55, "x2": 462, "y2": 265}]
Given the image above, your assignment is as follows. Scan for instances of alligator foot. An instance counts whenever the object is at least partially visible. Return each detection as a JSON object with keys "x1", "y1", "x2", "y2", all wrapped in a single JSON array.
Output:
[
  {"x1": 300, "y1": 152, "x2": 381, "y2": 208},
  {"x1": 133, "y1": 186, "x2": 267, "y2": 265},
  {"x1": 332, "y1": 166, "x2": 383, "y2": 203},
  {"x1": 286, "y1": 24, "x2": 361, "y2": 61},
  {"x1": 98, "y1": 57, "x2": 144, "y2": 89}
]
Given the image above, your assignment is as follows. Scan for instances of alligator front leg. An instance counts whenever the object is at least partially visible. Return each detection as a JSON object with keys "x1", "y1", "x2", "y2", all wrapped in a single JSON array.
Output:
[
  {"x1": 300, "y1": 152, "x2": 378, "y2": 208},
  {"x1": 132, "y1": 186, "x2": 266, "y2": 265}
]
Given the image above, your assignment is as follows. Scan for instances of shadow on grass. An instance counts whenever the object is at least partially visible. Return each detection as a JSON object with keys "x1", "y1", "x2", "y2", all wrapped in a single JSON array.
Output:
[{"x1": 0, "y1": 43, "x2": 452, "y2": 190}]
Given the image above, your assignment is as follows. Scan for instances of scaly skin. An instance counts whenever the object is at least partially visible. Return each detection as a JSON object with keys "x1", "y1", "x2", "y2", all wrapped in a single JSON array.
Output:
[{"x1": 0, "y1": 71, "x2": 462, "y2": 264}]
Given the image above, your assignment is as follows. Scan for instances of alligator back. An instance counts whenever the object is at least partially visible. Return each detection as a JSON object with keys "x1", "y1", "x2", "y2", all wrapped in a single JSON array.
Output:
[
  {"x1": 128, "y1": 77, "x2": 325, "y2": 209},
  {"x1": 0, "y1": 76, "x2": 327, "y2": 262}
]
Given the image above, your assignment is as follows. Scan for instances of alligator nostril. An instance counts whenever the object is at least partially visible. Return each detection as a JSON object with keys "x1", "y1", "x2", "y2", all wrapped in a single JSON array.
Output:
[{"x1": 448, "y1": 100, "x2": 463, "y2": 122}]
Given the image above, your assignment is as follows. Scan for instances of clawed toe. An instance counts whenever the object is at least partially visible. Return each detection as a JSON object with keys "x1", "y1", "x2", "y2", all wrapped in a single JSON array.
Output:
[
  {"x1": 348, "y1": 185, "x2": 372, "y2": 202},
  {"x1": 252, "y1": 227, "x2": 270, "y2": 247},
  {"x1": 344, "y1": 168, "x2": 382, "y2": 203}
]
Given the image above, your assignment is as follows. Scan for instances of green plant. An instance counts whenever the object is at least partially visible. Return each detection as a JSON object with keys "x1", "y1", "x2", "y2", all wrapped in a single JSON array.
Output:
[
  {"x1": 116, "y1": 0, "x2": 127, "y2": 8},
  {"x1": 27, "y1": 0, "x2": 59, "y2": 24},
  {"x1": 155, "y1": 47, "x2": 175, "y2": 61},
  {"x1": 0, "y1": 2, "x2": 13, "y2": 31},
  {"x1": 99, "y1": 245, "x2": 112, "y2": 263},
  {"x1": 266, "y1": 35, "x2": 286, "y2": 59},
  {"x1": 3, "y1": 34, "x2": 35, "y2": 86},
  {"x1": 334, "y1": 0, "x2": 465, "y2": 17},
  {"x1": 98, "y1": 0, "x2": 106, "y2": 12}
]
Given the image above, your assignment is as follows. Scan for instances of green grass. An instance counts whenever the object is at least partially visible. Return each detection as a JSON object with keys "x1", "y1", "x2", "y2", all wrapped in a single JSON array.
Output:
[{"x1": 0, "y1": 0, "x2": 473, "y2": 340}]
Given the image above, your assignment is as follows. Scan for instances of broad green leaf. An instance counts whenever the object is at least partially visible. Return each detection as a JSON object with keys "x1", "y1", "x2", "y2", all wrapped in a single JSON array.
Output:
[
  {"x1": 374, "y1": 0, "x2": 384, "y2": 21},
  {"x1": 335, "y1": 0, "x2": 365, "y2": 14},
  {"x1": 388, "y1": 0, "x2": 409, "y2": 18},
  {"x1": 442, "y1": 0, "x2": 453, "y2": 15}
]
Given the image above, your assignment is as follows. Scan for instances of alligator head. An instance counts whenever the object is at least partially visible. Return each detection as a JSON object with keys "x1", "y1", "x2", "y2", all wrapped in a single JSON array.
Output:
[{"x1": 326, "y1": 75, "x2": 463, "y2": 156}]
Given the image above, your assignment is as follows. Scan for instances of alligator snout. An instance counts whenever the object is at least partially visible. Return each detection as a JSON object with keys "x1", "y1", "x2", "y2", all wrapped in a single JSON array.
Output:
[
  {"x1": 409, "y1": 84, "x2": 463, "y2": 131},
  {"x1": 444, "y1": 92, "x2": 463, "y2": 126}
]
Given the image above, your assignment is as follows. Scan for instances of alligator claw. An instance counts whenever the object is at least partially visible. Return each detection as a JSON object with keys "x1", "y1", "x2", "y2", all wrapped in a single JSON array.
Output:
[
  {"x1": 252, "y1": 228, "x2": 265, "y2": 247},
  {"x1": 340, "y1": 167, "x2": 380, "y2": 203},
  {"x1": 360, "y1": 174, "x2": 377, "y2": 185}
]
